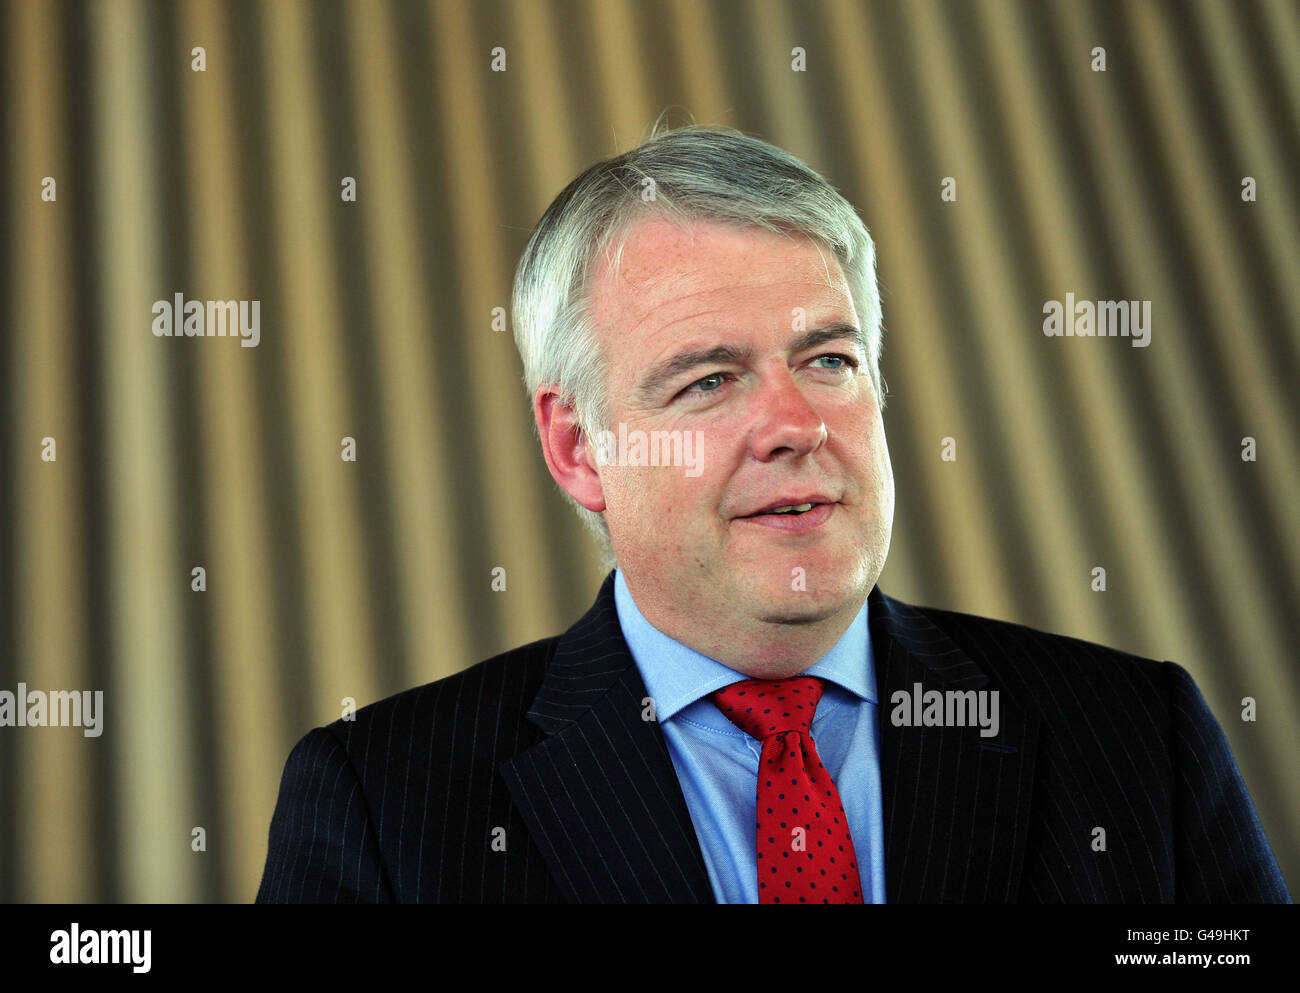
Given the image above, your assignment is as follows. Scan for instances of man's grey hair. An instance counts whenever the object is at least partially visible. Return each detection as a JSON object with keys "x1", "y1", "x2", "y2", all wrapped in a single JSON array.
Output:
[{"x1": 510, "y1": 123, "x2": 885, "y2": 572}]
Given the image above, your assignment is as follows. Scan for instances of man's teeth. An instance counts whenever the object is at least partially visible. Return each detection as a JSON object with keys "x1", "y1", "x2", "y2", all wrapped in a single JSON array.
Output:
[{"x1": 761, "y1": 503, "x2": 816, "y2": 515}]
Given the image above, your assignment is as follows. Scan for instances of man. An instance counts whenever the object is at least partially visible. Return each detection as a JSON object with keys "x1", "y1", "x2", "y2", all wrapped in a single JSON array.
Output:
[{"x1": 257, "y1": 125, "x2": 1290, "y2": 903}]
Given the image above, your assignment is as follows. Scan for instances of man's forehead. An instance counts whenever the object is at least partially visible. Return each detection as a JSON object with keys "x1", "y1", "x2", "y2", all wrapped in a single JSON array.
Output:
[{"x1": 590, "y1": 215, "x2": 848, "y2": 335}]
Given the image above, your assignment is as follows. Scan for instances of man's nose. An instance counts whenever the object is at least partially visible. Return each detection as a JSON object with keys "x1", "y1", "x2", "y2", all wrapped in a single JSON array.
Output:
[{"x1": 748, "y1": 366, "x2": 828, "y2": 460}]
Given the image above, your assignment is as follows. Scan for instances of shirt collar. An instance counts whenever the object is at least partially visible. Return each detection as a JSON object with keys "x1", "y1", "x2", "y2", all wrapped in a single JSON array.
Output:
[{"x1": 612, "y1": 567, "x2": 876, "y2": 723}]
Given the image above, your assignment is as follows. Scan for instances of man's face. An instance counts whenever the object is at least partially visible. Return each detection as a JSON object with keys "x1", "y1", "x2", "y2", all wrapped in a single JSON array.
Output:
[{"x1": 585, "y1": 216, "x2": 894, "y2": 658}]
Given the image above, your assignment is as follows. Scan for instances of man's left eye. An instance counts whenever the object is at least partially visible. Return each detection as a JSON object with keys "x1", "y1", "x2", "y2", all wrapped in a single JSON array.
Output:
[{"x1": 813, "y1": 353, "x2": 859, "y2": 371}]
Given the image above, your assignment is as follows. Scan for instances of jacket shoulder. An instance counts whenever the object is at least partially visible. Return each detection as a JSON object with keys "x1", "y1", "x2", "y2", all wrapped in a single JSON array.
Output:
[
  {"x1": 885, "y1": 595, "x2": 1189, "y2": 741},
  {"x1": 258, "y1": 634, "x2": 567, "y2": 903},
  {"x1": 900, "y1": 597, "x2": 1168, "y2": 685},
  {"x1": 324, "y1": 634, "x2": 561, "y2": 745},
  {"x1": 289, "y1": 633, "x2": 564, "y2": 813}
]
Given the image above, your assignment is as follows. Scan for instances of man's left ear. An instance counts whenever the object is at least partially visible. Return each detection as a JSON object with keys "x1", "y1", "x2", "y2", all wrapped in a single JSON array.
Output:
[{"x1": 534, "y1": 386, "x2": 607, "y2": 513}]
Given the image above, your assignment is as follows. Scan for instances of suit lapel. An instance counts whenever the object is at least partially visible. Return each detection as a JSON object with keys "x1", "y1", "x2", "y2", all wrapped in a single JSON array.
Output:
[
  {"x1": 500, "y1": 573, "x2": 715, "y2": 903},
  {"x1": 871, "y1": 588, "x2": 1039, "y2": 902}
]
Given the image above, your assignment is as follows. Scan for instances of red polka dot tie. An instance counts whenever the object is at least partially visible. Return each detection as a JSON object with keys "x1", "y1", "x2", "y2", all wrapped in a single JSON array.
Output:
[{"x1": 710, "y1": 676, "x2": 863, "y2": 904}]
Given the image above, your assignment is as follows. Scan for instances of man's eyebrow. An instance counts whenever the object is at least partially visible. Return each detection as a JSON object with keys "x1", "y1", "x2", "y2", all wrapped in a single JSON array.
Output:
[{"x1": 633, "y1": 321, "x2": 866, "y2": 403}]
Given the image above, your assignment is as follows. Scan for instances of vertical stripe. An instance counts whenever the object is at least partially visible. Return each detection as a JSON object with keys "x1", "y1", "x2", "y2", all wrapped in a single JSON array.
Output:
[
  {"x1": 90, "y1": 0, "x2": 197, "y2": 901},
  {"x1": 258, "y1": 0, "x2": 379, "y2": 723},
  {"x1": 7, "y1": 0, "x2": 93, "y2": 902}
]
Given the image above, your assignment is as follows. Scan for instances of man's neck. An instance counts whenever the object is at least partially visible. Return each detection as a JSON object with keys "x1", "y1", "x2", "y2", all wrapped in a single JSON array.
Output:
[{"x1": 622, "y1": 579, "x2": 865, "y2": 680}]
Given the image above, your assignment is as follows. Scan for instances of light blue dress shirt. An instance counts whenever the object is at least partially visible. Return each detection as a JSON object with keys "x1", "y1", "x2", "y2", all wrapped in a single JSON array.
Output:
[{"x1": 613, "y1": 568, "x2": 887, "y2": 904}]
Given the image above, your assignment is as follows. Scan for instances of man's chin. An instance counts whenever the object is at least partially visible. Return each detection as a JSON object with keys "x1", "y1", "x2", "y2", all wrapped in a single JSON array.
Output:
[{"x1": 737, "y1": 569, "x2": 862, "y2": 626}]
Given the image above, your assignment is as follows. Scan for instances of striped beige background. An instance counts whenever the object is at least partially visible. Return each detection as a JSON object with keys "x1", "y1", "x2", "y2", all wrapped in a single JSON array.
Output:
[{"x1": 1, "y1": 0, "x2": 1295, "y2": 902}]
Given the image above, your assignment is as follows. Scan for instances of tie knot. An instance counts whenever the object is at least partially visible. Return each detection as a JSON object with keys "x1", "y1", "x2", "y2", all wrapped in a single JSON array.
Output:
[{"x1": 709, "y1": 676, "x2": 825, "y2": 740}]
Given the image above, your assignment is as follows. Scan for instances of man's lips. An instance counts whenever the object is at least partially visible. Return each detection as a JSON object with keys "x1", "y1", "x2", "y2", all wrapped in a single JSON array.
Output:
[
  {"x1": 734, "y1": 502, "x2": 836, "y2": 532},
  {"x1": 737, "y1": 495, "x2": 836, "y2": 518}
]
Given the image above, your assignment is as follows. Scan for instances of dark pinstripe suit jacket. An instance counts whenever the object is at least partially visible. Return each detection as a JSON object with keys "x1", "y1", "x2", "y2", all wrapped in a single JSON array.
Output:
[{"x1": 256, "y1": 572, "x2": 1291, "y2": 903}]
